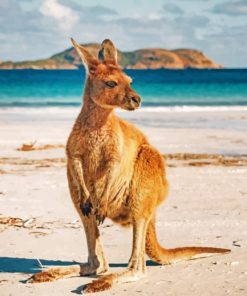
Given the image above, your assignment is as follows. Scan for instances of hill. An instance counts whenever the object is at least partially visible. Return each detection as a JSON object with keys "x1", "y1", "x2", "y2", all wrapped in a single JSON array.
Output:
[{"x1": 0, "y1": 43, "x2": 221, "y2": 69}]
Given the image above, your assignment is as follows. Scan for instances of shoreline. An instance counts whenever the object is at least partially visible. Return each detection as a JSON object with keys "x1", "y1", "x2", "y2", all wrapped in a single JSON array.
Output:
[{"x1": 1, "y1": 105, "x2": 247, "y2": 112}]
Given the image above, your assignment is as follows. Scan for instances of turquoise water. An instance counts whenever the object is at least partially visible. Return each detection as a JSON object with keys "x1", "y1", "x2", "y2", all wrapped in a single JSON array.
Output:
[{"x1": 0, "y1": 69, "x2": 247, "y2": 108}]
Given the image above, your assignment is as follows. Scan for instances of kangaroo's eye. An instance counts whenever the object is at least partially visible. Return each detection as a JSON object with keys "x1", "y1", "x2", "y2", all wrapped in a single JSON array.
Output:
[{"x1": 105, "y1": 81, "x2": 117, "y2": 88}]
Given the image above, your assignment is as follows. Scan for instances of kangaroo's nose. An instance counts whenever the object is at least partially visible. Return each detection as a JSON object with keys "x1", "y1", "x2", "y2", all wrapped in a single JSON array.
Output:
[{"x1": 130, "y1": 95, "x2": 141, "y2": 107}]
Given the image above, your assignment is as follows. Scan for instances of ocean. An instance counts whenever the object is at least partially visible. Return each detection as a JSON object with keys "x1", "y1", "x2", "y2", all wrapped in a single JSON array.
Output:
[{"x1": 0, "y1": 69, "x2": 247, "y2": 109}]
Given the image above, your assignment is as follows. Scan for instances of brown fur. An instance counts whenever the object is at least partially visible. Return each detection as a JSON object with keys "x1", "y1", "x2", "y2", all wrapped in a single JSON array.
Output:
[{"x1": 29, "y1": 38, "x2": 230, "y2": 292}]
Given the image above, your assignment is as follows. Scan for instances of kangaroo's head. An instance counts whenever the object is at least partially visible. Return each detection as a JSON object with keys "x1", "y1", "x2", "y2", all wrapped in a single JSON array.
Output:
[{"x1": 71, "y1": 38, "x2": 141, "y2": 111}]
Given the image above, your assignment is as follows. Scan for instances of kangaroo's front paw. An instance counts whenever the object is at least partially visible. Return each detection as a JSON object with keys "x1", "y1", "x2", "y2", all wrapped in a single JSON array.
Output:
[
  {"x1": 80, "y1": 200, "x2": 93, "y2": 217},
  {"x1": 95, "y1": 206, "x2": 107, "y2": 225}
]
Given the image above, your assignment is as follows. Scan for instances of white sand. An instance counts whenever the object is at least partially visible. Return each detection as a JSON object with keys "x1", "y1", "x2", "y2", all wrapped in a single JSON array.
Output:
[{"x1": 0, "y1": 108, "x2": 247, "y2": 295}]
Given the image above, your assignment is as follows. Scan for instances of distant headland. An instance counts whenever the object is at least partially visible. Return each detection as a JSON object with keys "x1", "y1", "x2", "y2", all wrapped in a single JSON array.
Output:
[{"x1": 0, "y1": 43, "x2": 222, "y2": 70}]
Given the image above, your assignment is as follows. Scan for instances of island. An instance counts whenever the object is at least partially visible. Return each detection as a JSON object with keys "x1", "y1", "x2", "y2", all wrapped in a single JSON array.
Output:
[{"x1": 0, "y1": 43, "x2": 221, "y2": 70}]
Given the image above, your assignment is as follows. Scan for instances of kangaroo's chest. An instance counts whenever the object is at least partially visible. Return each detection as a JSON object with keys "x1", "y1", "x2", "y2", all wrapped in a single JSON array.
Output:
[
  {"x1": 84, "y1": 128, "x2": 110, "y2": 151},
  {"x1": 82, "y1": 128, "x2": 134, "y2": 206},
  {"x1": 83, "y1": 128, "x2": 118, "y2": 163},
  {"x1": 81, "y1": 128, "x2": 121, "y2": 183}
]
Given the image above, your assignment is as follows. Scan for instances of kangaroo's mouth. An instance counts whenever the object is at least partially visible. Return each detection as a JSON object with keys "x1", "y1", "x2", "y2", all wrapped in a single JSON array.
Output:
[
  {"x1": 123, "y1": 103, "x2": 141, "y2": 111},
  {"x1": 123, "y1": 96, "x2": 141, "y2": 111},
  {"x1": 126, "y1": 106, "x2": 136, "y2": 111}
]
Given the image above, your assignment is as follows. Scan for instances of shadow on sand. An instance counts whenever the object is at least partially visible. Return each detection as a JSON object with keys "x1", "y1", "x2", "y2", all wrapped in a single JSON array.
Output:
[
  {"x1": 0, "y1": 257, "x2": 80, "y2": 274},
  {"x1": 0, "y1": 257, "x2": 159, "y2": 274}
]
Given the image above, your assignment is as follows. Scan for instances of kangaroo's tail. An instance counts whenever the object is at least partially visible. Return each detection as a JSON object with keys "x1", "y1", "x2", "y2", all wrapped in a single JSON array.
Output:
[
  {"x1": 145, "y1": 217, "x2": 230, "y2": 264},
  {"x1": 28, "y1": 265, "x2": 81, "y2": 283}
]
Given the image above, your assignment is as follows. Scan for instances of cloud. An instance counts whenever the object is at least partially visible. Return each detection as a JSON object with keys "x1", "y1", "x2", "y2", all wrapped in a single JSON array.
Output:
[
  {"x1": 0, "y1": 0, "x2": 119, "y2": 61},
  {"x1": 39, "y1": 0, "x2": 78, "y2": 30},
  {"x1": 0, "y1": 2, "x2": 213, "y2": 63},
  {"x1": 0, "y1": 0, "x2": 40, "y2": 34},
  {"x1": 0, "y1": 0, "x2": 246, "y2": 67},
  {"x1": 211, "y1": 0, "x2": 247, "y2": 16},
  {"x1": 200, "y1": 23, "x2": 247, "y2": 67},
  {"x1": 59, "y1": 0, "x2": 118, "y2": 19},
  {"x1": 163, "y1": 3, "x2": 184, "y2": 15},
  {"x1": 112, "y1": 14, "x2": 210, "y2": 51}
]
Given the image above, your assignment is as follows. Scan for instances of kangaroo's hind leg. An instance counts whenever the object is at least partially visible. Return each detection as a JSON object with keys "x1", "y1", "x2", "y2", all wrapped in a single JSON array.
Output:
[
  {"x1": 84, "y1": 216, "x2": 151, "y2": 293},
  {"x1": 83, "y1": 144, "x2": 164, "y2": 292}
]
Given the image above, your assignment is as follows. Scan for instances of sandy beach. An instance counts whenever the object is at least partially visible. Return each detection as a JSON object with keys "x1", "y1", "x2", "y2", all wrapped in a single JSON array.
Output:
[{"x1": 0, "y1": 108, "x2": 247, "y2": 295}]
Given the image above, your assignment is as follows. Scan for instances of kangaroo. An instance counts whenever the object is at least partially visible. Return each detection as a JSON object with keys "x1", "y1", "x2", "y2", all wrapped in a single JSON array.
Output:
[{"x1": 30, "y1": 38, "x2": 230, "y2": 293}]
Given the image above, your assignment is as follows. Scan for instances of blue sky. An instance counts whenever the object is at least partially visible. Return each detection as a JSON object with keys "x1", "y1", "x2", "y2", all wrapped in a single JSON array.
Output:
[{"x1": 0, "y1": 0, "x2": 246, "y2": 67}]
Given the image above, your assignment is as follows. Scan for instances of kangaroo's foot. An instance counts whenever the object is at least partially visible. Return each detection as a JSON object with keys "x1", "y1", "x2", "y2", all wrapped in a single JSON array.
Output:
[
  {"x1": 83, "y1": 268, "x2": 146, "y2": 293},
  {"x1": 29, "y1": 260, "x2": 109, "y2": 283},
  {"x1": 29, "y1": 265, "x2": 81, "y2": 283}
]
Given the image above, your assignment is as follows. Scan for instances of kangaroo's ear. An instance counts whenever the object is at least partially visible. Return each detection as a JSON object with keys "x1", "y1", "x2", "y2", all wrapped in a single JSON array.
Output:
[
  {"x1": 98, "y1": 39, "x2": 117, "y2": 64},
  {"x1": 71, "y1": 38, "x2": 98, "y2": 75}
]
